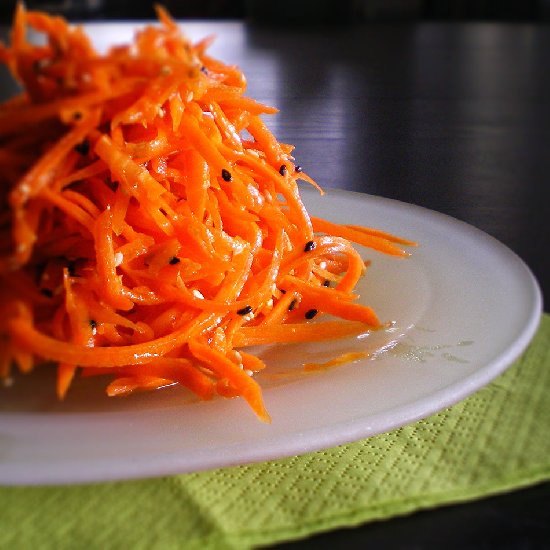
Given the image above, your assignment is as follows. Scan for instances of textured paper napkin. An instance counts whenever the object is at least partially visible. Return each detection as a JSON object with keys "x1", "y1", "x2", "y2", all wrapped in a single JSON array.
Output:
[{"x1": 1, "y1": 314, "x2": 548, "y2": 550}]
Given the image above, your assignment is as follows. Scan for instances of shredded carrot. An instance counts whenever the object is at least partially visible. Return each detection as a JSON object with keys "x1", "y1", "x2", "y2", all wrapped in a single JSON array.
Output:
[
  {"x1": 304, "y1": 351, "x2": 369, "y2": 372},
  {"x1": 0, "y1": 6, "x2": 415, "y2": 421}
]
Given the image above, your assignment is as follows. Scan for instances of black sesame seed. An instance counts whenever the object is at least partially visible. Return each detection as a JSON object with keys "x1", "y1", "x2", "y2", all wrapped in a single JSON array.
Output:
[
  {"x1": 237, "y1": 305, "x2": 253, "y2": 316},
  {"x1": 295, "y1": 165, "x2": 303, "y2": 173},
  {"x1": 89, "y1": 319, "x2": 97, "y2": 329},
  {"x1": 280, "y1": 289, "x2": 287, "y2": 294},
  {"x1": 322, "y1": 279, "x2": 331, "y2": 287},
  {"x1": 168, "y1": 256, "x2": 181, "y2": 265},
  {"x1": 32, "y1": 60, "x2": 41, "y2": 73},
  {"x1": 200, "y1": 66, "x2": 208, "y2": 74},
  {"x1": 279, "y1": 164, "x2": 287, "y2": 176},
  {"x1": 40, "y1": 288, "x2": 53, "y2": 298},
  {"x1": 74, "y1": 139, "x2": 90, "y2": 156},
  {"x1": 288, "y1": 299, "x2": 298, "y2": 311},
  {"x1": 305, "y1": 308, "x2": 318, "y2": 319},
  {"x1": 304, "y1": 240, "x2": 316, "y2": 252},
  {"x1": 221, "y1": 169, "x2": 232, "y2": 182}
]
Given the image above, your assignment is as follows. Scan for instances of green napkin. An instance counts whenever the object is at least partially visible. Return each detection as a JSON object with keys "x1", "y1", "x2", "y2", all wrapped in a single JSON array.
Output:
[{"x1": 2, "y1": 314, "x2": 549, "y2": 550}]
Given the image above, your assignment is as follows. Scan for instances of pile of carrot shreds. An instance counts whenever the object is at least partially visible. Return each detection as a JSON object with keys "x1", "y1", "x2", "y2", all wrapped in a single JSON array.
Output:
[{"x1": 0, "y1": 5, "x2": 415, "y2": 421}]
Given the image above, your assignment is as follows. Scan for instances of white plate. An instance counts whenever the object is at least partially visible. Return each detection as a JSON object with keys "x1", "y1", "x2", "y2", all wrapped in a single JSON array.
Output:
[{"x1": 0, "y1": 189, "x2": 541, "y2": 486}]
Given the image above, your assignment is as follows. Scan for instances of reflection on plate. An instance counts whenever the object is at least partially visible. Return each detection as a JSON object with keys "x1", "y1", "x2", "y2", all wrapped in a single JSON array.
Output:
[{"x1": 0, "y1": 189, "x2": 541, "y2": 486}]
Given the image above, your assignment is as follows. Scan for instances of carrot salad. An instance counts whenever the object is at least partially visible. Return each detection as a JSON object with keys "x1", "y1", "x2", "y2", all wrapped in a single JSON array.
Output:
[{"x1": 0, "y1": 6, "x2": 415, "y2": 421}]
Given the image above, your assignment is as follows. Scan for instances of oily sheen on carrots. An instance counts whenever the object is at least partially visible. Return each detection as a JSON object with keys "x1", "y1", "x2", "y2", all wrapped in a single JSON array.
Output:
[{"x1": 0, "y1": 6, "x2": 415, "y2": 421}]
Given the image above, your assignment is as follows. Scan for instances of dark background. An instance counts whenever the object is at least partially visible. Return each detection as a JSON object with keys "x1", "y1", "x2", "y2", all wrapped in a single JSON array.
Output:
[{"x1": 1, "y1": 0, "x2": 550, "y2": 23}]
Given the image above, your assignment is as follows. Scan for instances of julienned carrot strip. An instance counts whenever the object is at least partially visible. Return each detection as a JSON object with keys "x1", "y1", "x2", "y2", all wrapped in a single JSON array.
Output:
[
  {"x1": 233, "y1": 321, "x2": 373, "y2": 347},
  {"x1": 8, "y1": 311, "x2": 221, "y2": 367},
  {"x1": 277, "y1": 275, "x2": 381, "y2": 326},
  {"x1": 0, "y1": 87, "x2": 136, "y2": 135},
  {"x1": 94, "y1": 209, "x2": 134, "y2": 311},
  {"x1": 111, "y1": 72, "x2": 181, "y2": 128},
  {"x1": 40, "y1": 187, "x2": 95, "y2": 228},
  {"x1": 304, "y1": 351, "x2": 368, "y2": 372},
  {"x1": 283, "y1": 274, "x2": 357, "y2": 303},
  {"x1": 259, "y1": 289, "x2": 299, "y2": 326},
  {"x1": 178, "y1": 112, "x2": 230, "y2": 173},
  {"x1": 311, "y1": 216, "x2": 411, "y2": 257},
  {"x1": 240, "y1": 351, "x2": 267, "y2": 373},
  {"x1": 237, "y1": 150, "x2": 314, "y2": 244},
  {"x1": 188, "y1": 339, "x2": 270, "y2": 422},
  {"x1": 218, "y1": 96, "x2": 278, "y2": 116},
  {"x1": 276, "y1": 236, "x2": 365, "y2": 294},
  {"x1": 246, "y1": 115, "x2": 285, "y2": 167},
  {"x1": 0, "y1": 7, "x2": 414, "y2": 421},
  {"x1": 56, "y1": 160, "x2": 108, "y2": 190},
  {"x1": 87, "y1": 358, "x2": 216, "y2": 400},
  {"x1": 185, "y1": 150, "x2": 210, "y2": 219},
  {"x1": 61, "y1": 189, "x2": 102, "y2": 218},
  {"x1": 94, "y1": 135, "x2": 169, "y2": 202},
  {"x1": 57, "y1": 269, "x2": 90, "y2": 398},
  {"x1": 345, "y1": 224, "x2": 418, "y2": 247},
  {"x1": 11, "y1": 199, "x2": 42, "y2": 265},
  {"x1": 209, "y1": 101, "x2": 244, "y2": 151},
  {"x1": 107, "y1": 376, "x2": 173, "y2": 396},
  {"x1": 111, "y1": 185, "x2": 131, "y2": 236}
]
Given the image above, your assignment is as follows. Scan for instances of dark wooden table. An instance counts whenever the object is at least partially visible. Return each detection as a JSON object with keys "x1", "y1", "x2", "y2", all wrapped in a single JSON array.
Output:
[{"x1": 1, "y1": 19, "x2": 548, "y2": 548}]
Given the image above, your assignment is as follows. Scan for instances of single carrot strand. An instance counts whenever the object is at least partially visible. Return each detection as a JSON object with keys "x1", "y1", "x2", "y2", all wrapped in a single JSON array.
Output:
[
  {"x1": 311, "y1": 216, "x2": 411, "y2": 257},
  {"x1": 188, "y1": 339, "x2": 270, "y2": 422},
  {"x1": 8, "y1": 312, "x2": 221, "y2": 367},
  {"x1": 233, "y1": 321, "x2": 373, "y2": 347},
  {"x1": 93, "y1": 209, "x2": 134, "y2": 311}
]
